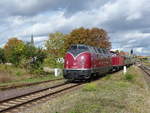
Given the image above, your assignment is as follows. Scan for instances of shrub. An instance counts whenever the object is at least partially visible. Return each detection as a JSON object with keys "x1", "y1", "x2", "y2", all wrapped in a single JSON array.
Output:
[
  {"x1": 15, "y1": 71, "x2": 22, "y2": 76},
  {"x1": 43, "y1": 56, "x2": 63, "y2": 68},
  {"x1": 32, "y1": 67, "x2": 47, "y2": 76},
  {"x1": 124, "y1": 73, "x2": 134, "y2": 81}
]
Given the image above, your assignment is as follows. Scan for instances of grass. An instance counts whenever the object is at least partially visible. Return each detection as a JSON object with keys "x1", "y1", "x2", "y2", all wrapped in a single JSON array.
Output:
[
  {"x1": 143, "y1": 61, "x2": 150, "y2": 66},
  {"x1": 23, "y1": 66, "x2": 150, "y2": 113},
  {"x1": 0, "y1": 64, "x2": 63, "y2": 88},
  {"x1": 82, "y1": 83, "x2": 97, "y2": 91},
  {"x1": 67, "y1": 66, "x2": 150, "y2": 113},
  {"x1": 0, "y1": 64, "x2": 27, "y2": 77},
  {"x1": 0, "y1": 75, "x2": 63, "y2": 88}
]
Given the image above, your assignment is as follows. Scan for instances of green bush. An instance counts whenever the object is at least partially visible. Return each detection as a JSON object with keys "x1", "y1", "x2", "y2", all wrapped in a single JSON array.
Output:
[
  {"x1": 124, "y1": 73, "x2": 134, "y2": 81},
  {"x1": 15, "y1": 71, "x2": 22, "y2": 76},
  {"x1": 43, "y1": 56, "x2": 63, "y2": 68},
  {"x1": 31, "y1": 67, "x2": 47, "y2": 75}
]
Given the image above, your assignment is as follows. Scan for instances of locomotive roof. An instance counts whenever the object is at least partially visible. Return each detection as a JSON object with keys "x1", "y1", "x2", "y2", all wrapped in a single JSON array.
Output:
[
  {"x1": 71, "y1": 44, "x2": 88, "y2": 47},
  {"x1": 70, "y1": 44, "x2": 107, "y2": 50}
]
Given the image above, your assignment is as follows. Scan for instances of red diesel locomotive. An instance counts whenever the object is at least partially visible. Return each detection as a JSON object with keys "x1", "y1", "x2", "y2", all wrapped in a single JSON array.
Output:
[{"x1": 63, "y1": 44, "x2": 112, "y2": 80}]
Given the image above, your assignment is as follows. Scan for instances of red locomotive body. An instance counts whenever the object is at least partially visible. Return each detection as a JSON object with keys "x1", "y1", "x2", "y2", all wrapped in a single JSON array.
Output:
[
  {"x1": 63, "y1": 44, "x2": 112, "y2": 80},
  {"x1": 64, "y1": 52, "x2": 91, "y2": 69}
]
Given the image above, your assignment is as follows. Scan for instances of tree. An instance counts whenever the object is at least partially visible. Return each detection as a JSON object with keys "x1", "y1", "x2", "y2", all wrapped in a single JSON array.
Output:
[
  {"x1": 18, "y1": 42, "x2": 47, "y2": 70},
  {"x1": 64, "y1": 27, "x2": 111, "y2": 50},
  {"x1": 24, "y1": 42, "x2": 37, "y2": 59},
  {"x1": 64, "y1": 27, "x2": 89, "y2": 50},
  {"x1": 45, "y1": 32, "x2": 66, "y2": 58},
  {"x1": 4, "y1": 37, "x2": 26, "y2": 65},
  {"x1": 45, "y1": 32, "x2": 66, "y2": 68},
  {"x1": 89, "y1": 28, "x2": 111, "y2": 48},
  {"x1": 0, "y1": 48, "x2": 5, "y2": 63},
  {"x1": 27, "y1": 48, "x2": 47, "y2": 70}
]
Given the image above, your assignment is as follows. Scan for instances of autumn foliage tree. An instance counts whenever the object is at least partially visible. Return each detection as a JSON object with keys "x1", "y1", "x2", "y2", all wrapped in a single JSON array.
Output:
[
  {"x1": 64, "y1": 27, "x2": 111, "y2": 50},
  {"x1": 4, "y1": 38, "x2": 26, "y2": 65}
]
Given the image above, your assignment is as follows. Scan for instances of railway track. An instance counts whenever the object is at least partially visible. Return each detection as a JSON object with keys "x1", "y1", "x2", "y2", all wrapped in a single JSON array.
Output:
[
  {"x1": 139, "y1": 64, "x2": 150, "y2": 76},
  {"x1": 0, "y1": 78, "x2": 64, "y2": 91},
  {"x1": 0, "y1": 82, "x2": 81, "y2": 113}
]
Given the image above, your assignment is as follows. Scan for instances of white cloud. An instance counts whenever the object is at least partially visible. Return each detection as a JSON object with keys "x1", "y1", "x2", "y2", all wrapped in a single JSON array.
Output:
[
  {"x1": 0, "y1": 0, "x2": 150, "y2": 55},
  {"x1": 135, "y1": 47, "x2": 143, "y2": 53},
  {"x1": 34, "y1": 36, "x2": 48, "y2": 42}
]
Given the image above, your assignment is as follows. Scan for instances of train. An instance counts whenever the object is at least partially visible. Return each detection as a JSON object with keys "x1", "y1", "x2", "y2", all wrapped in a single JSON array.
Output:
[{"x1": 63, "y1": 44, "x2": 134, "y2": 81}]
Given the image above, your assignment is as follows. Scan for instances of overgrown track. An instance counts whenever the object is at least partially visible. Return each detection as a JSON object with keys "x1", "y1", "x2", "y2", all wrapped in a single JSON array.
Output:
[
  {"x1": 0, "y1": 82, "x2": 81, "y2": 113},
  {"x1": 139, "y1": 65, "x2": 150, "y2": 76},
  {"x1": 0, "y1": 78, "x2": 64, "y2": 90}
]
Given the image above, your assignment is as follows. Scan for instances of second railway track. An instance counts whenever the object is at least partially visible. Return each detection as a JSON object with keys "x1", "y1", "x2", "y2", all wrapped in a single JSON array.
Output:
[
  {"x1": 0, "y1": 82, "x2": 81, "y2": 113},
  {"x1": 0, "y1": 78, "x2": 64, "y2": 91},
  {"x1": 139, "y1": 64, "x2": 150, "y2": 76}
]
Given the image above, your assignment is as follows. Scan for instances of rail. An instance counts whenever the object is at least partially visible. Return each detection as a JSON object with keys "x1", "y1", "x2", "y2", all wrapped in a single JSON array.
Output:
[
  {"x1": 0, "y1": 82, "x2": 81, "y2": 112},
  {"x1": 139, "y1": 64, "x2": 150, "y2": 76},
  {"x1": 0, "y1": 78, "x2": 64, "y2": 91}
]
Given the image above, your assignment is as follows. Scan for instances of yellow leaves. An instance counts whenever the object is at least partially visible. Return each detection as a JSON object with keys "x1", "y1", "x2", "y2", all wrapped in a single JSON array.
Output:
[{"x1": 64, "y1": 27, "x2": 111, "y2": 50}]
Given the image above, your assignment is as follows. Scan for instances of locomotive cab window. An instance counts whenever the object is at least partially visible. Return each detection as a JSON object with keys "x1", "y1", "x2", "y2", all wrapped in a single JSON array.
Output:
[{"x1": 68, "y1": 45, "x2": 89, "y2": 56}]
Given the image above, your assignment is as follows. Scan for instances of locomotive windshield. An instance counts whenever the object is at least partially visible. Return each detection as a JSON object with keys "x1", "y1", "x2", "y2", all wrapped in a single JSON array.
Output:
[{"x1": 68, "y1": 45, "x2": 89, "y2": 56}]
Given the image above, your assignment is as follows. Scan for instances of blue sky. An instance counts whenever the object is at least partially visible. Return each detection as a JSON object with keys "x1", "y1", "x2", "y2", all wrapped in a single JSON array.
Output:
[{"x1": 0, "y1": 0, "x2": 150, "y2": 55}]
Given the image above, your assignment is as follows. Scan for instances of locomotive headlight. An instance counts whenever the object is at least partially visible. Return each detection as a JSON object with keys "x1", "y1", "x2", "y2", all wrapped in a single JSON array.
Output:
[
  {"x1": 66, "y1": 61, "x2": 69, "y2": 65},
  {"x1": 81, "y1": 56, "x2": 84, "y2": 60},
  {"x1": 81, "y1": 56, "x2": 86, "y2": 67}
]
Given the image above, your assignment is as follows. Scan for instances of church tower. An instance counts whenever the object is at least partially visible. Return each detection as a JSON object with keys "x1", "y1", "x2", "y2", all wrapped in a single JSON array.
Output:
[{"x1": 31, "y1": 34, "x2": 34, "y2": 45}]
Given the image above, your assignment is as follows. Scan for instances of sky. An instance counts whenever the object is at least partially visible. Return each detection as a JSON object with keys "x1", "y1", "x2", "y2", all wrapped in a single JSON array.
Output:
[{"x1": 0, "y1": 0, "x2": 150, "y2": 56}]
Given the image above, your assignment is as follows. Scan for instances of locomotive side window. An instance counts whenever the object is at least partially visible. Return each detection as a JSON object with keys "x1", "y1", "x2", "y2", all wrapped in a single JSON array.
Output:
[
  {"x1": 102, "y1": 49, "x2": 106, "y2": 54},
  {"x1": 94, "y1": 47, "x2": 99, "y2": 53},
  {"x1": 97, "y1": 48, "x2": 103, "y2": 54},
  {"x1": 105, "y1": 49, "x2": 110, "y2": 57},
  {"x1": 89, "y1": 47, "x2": 96, "y2": 53}
]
